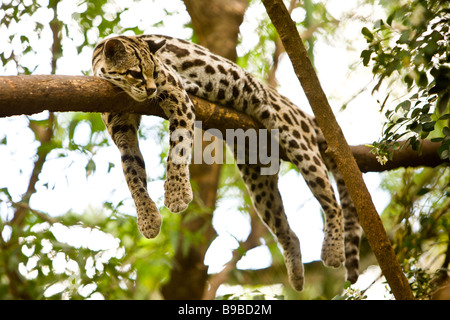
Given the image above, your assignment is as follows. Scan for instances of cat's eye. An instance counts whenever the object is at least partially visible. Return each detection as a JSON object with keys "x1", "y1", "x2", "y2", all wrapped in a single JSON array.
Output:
[{"x1": 126, "y1": 70, "x2": 143, "y2": 79}]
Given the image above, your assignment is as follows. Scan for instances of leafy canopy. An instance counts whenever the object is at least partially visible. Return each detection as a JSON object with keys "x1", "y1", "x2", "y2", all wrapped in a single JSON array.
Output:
[{"x1": 362, "y1": 0, "x2": 450, "y2": 162}]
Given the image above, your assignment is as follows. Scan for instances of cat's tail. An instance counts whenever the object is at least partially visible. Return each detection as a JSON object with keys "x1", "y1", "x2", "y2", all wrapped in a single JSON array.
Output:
[{"x1": 316, "y1": 131, "x2": 362, "y2": 284}]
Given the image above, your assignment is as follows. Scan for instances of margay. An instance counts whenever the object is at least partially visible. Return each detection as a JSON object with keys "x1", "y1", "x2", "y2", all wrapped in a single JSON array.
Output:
[{"x1": 92, "y1": 34, "x2": 361, "y2": 291}]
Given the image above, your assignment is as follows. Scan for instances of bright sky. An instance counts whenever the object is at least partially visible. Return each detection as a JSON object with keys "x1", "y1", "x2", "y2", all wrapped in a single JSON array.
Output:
[{"x1": 0, "y1": 0, "x2": 394, "y2": 299}]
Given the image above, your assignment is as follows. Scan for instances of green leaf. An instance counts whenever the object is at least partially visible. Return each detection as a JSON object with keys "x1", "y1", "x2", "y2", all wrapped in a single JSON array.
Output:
[
  {"x1": 361, "y1": 49, "x2": 372, "y2": 66},
  {"x1": 422, "y1": 121, "x2": 436, "y2": 132},
  {"x1": 396, "y1": 100, "x2": 411, "y2": 112},
  {"x1": 408, "y1": 121, "x2": 421, "y2": 133},
  {"x1": 404, "y1": 74, "x2": 414, "y2": 88},
  {"x1": 361, "y1": 27, "x2": 374, "y2": 41},
  {"x1": 397, "y1": 30, "x2": 411, "y2": 44},
  {"x1": 417, "y1": 72, "x2": 428, "y2": 88},
  {"x1": 386, "y1": 12, "x2": 395, "y2": 25},
  {"x1": 437, "y1": 92, "x2": 450, "y2": 115},
  {"x1": 438, "y1": 144, "x2": 450, "y2": 159},
  {"x1": 443, "y1": 126, "x2": 450, "y2": 136},
  {"x1": 416, "y1": 188, "x2": 431, "y2": 196},
  {"x1": 421, "y1": 104, "x2": 431, "y2": 114},
  {"x1": 430, "y1": 30, "x2": 444, "y2": 42},
  {"x1": 374, "y1": 19, "x2": 384, "y2": 29}
]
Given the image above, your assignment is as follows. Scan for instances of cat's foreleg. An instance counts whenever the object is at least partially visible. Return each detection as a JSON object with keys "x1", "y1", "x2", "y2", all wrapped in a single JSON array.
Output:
[{"x1": 102, "y1": 112, "x2": 161, "y2": 238}]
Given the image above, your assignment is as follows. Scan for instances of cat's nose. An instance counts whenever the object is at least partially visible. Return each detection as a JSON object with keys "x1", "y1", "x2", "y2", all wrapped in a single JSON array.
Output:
[{"x1": 146, "y1": 87, "x2": 156, "y2": 96}]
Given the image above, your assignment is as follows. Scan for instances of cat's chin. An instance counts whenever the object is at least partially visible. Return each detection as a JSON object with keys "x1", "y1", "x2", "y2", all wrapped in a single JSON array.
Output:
[
  {"x1": 129, "y1": 95, "x2": 148, "y2": 103},
  {"x1": 131, "y1": 93, "x2": 157, "y2": 102}
]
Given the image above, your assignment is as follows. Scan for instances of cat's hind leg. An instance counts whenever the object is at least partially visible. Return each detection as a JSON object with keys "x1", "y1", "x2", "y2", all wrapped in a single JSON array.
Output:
[
  {"x1": 237, "y1": 163, "x2": 304, "y2": 291},
  {"x1": 277, "y1": 126, "x2": 346, "y2": 269},
  {"x1": 318, "y1": 140, "x2": 361, "y2": 283}
]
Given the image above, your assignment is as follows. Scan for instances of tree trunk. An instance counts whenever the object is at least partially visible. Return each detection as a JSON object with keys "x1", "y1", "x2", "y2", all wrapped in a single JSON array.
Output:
[{"x1": 160, "y1": 0, "x2": 248, "y2": 300}]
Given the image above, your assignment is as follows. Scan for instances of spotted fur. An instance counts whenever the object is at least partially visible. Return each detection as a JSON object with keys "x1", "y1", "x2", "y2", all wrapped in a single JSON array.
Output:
[{"x1": 92, "y1": 34, "x2": 361, "y2": 290}]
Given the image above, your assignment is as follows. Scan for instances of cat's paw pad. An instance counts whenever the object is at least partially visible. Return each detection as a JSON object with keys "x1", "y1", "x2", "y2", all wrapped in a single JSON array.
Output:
[
  {"x1": 321, "y1": 240, "x2": 345, "y2": 268},
  {"x1": 287, "y1": 262, "x2": 304, "y2": 291},
  {"x1": 164, "y1": 182, "x2": 193, "y2": 213},
  {"x1": 166, "y1": 199, "x2": 189, "y2": 213},
  {"x1": 137, "y1": 201, "x2": 162, "y2": 239}
]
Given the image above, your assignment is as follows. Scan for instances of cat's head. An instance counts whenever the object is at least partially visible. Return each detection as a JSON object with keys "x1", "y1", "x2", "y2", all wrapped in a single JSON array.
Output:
[{"x1": 93, "y1": 36, "x2": 166, "y2": 102}]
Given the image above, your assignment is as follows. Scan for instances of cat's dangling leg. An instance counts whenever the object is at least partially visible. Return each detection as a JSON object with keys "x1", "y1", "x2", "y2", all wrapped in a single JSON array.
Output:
[
  {"x1": 157, "y1": 89, "x2": 194, "y2": 213},
  {"x1": 318, "y1": 139, "x2": 361, "y2": 284},
  {"x1": 236, "y1": 162, "x2": 304, "y2": 291},
  {"x1": 102, "y1": 112, "x2": 161, "y2": 239},
  {"x1": 332, "y1": 167, "x2": 361, "y2": 284},
  {"x1": 257, "y1": 109, "x2": 345, "y2": 270},
  {"x1": 293, "y1": 148, "x2": 346, "y2": 269}
]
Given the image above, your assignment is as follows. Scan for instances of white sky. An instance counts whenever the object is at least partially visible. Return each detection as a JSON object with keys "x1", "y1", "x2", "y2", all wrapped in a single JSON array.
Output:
[{"x1": 0, "y1": 0, "x2": 394, "y2": 298}]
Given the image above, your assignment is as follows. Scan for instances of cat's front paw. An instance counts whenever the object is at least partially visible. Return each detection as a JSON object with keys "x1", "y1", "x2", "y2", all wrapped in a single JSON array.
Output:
[
  {"x1": 164, "y1": 178, "x2": 193, "y2": 213},
  {"x1": 286, "y1": 259, "x2": 304, "y2": 291},
  {"x1": 166, "y1": 198, "x2": 190, "y2": 213},
  {"x1": 321, "y1": 237, "x2": 345, "y2": 268},
  {"x1": 136, "y1": 199, "x2": 162, "y2": 239}
]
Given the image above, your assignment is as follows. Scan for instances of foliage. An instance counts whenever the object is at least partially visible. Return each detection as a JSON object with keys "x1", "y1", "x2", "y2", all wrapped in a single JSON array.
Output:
[
  {"x1": 216, "y1": 288, "x2": 285, "y2": 300},
  {"x1": 360, "y1": 0, "x2": 450, "y2": 298},
  {"x1": 0, "y1": 199, "x2": 180, "y2": 299},
  {"x1": 380, "y1": 166, "x2": 450, "y2": 298},
  {"x1": 0, "y1": 0, "x2": 181, "y2": 299},
  {"x1": 332, "y1": 281, "x2": 367, "y2": 300},
  {"x1": 1, "y1": 0, "x2": 356, "y2": 300},
  {"x1": 237, "y1": 0, "x2": 338, "y2": 82},
  {"x1": 3, "y1": 0, "x2": 448, "y2": 300},
  {"x1": 361, "y1": 0, "x2": 450, "y2": 162},
  {"x1": 0, "y1": 0, "x2": 146, "y2": 75},
  {"x1": 402, "y1": 257, "x2": 435, "y2": 299}
]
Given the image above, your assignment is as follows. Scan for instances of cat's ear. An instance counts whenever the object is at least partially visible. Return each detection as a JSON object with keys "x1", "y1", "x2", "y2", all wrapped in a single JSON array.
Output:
[
  {"x1": 146, "y1": 39, "x2": 166, "y2": 54},
  {"x1": 103, "y1": 38, "x2": 127, "y2": 60}
]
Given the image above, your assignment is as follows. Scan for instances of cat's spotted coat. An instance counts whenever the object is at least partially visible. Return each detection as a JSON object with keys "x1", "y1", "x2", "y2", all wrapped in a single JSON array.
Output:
[{"x1": 92, "y1": 34, "x2": 361, "y2": 290}]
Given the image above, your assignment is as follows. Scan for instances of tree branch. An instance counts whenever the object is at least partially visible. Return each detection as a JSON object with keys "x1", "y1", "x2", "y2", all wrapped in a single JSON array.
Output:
[
  {"x1": 0, "y1": 75, "x2": 446, "y2": 173},
  {"x1": 262, "y1": 0, "x2": 414, "y2": 300},
  {"x1": 202, "y1": 205, "x2": 266, "y2": 299},
  {"x1": 352, "y1": 141, "x2": 448, "y2": 172}
]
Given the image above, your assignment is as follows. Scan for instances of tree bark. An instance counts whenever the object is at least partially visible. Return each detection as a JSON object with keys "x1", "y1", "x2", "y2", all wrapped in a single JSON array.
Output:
[
  {"x1": 183, "y1": 0, "x2": 248, "y2": 61},
  {"x1": 261, "y1": 0, "x2": 414, "y2": 300},
  {"x1": 160, "y1": 0, "x2": 248, "y2": 300},
  {"x1": 0, "y1": 75, "x2": 446, "y2": 173}
]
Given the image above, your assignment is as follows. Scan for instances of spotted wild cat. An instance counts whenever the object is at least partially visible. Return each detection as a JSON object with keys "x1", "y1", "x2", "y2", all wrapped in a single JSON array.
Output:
[{"x1": 92, "y1": 34, "x2": 361, "y2": 290}]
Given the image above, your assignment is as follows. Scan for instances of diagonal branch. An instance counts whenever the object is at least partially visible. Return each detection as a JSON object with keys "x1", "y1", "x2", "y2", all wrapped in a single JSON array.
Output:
[{"x1": 261, "y1": 0, "x2": 414, "y2": 300}]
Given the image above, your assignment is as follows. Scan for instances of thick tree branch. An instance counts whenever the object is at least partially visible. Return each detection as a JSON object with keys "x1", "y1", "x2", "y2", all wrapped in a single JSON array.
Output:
[
  {"x1": 202, "y1": 205, "x2": 266, "y2": 299},
  {"x1": 0, "y1": 75, "x2": 165, "y2": 118},
  {"x1": 0, "y1": 75, "x2": 260, "y2": 132},
  {"x1": 352, "y1": 141, "x2": 448, "y2": 172},
  {"x1": 262, "y1": 0, "x2": 414, "y2": 300},
  {"x1": 0, "y1": 75, "x2": 445, "y2": 173}
]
